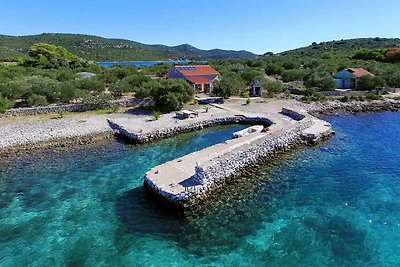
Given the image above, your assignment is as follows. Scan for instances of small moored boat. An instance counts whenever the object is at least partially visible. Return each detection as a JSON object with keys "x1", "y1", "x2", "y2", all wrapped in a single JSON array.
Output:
[{"x1": 233, "y1": 125, "x2": 264, "y2": 138}]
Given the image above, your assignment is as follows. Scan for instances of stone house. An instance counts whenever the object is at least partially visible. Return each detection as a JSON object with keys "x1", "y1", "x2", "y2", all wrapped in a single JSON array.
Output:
[
  {"x1": 167, "y1": 65, "x2": 220, "y2": 93},
  {"x1": 334, "y1": 68, "x2": 374, "y2": 89}
]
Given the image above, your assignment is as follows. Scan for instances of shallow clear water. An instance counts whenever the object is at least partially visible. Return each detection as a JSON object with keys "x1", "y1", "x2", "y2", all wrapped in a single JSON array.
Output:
[{"x1": 1, "y1": 113, "x2": 400, "y2": 266}]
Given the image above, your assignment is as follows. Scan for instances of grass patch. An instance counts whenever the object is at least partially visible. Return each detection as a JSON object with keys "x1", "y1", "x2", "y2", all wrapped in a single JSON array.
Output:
[{"x1": 93, "y1": 109, "x2": 113, "y2": 115}]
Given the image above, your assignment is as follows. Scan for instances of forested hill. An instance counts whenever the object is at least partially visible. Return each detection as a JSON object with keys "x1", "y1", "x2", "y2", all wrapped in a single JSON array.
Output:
[
  {"x1": 0, "y1": 33, "x2": 257, "y2": 61},
  {"x1": 275, "y1": 38, "x2": 400, "y2": 57}
]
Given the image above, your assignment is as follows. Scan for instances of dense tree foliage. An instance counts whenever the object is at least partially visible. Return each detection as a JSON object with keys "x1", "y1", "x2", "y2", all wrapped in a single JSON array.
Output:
[
  {"x1": 357, "y1": 75, "x2": 386, "y2": 90},
  {"x1": 0, "y1": 96, "x2": 11, "y2": 113},
  {"x1": 305, "y1": 72, "x2": 336, "y2": 90},
  {"x1": 213, "y1": 74, "x2": 246, "y2": 98},
  {"x1": 25, "y1": 43, "x2": 90, "y2": 69},
  {"x1": 136, "y1": 79, "x2": 195, "y2": 111},
  {"x1": 0, "y1": 57, "x2": 153, "y2": 111}
]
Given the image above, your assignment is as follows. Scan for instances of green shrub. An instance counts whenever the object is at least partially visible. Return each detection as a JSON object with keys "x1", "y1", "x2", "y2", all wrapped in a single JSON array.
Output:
[
  {"x1": 213, "y1": 74, "x2": 246, "y2": 98},
  {"x1": 353, "y1": 48, "x2": 387, "y2": 62},
  {"x1": 358, "y1": 75, "x2": 386, "y2": 90},
  {"x1": 28, "y1": 94, "x2": 48, "y2": 107},
  {"x1": 382, "y1": 71, "x2": 400, "y2": 88},
  {"x1": 281, "y1": 69, "x2": 309, "y2": 82},
  {"x1": 340, "y1": 96, "x2": 351, "y2": 102},
  {"x1": 152, "y1": 110, "x2": 161, "y2": 120},
  {"x1": 282, "y1": 61, "x2": 300, "y2": 70},
  {"x1": 240, "y1": 69, "x2": 262, "y2": 84},
  {"x1": 301, "y1": 88, "x2": 326, "y2": 103},
  {"x1": 158, "y1": 92, "x2": 180, "y2": 111},
  {"x1": 58, "y1": 110, "x2": 66, "y2": 118},
  {"x1": 82, "y1": 93, "x2": 113, "y2": 110},
  {"x1": 305, "y1": 71, "x2": 336, "y2": 90},
  {"x1": 0, "y1": 96, "x2": 12, "y2": 113},
  {"x1": 260, "y1": 79, "x2": 284, "y2": 94},
  {"x1": 59, "y1": 81, "x2": 79, "y2": 103},
  {"x1": 56, "y1": 69, "x2": 76, "y2": 81},
  {"x1": 75, "y1": 77, "x2": 105, "y2": 93},
  {"x1": 242, "y1": 91, "x2": 250, "y2": 98},
  {"x1": 365, "y1": 93, "x2": 383, "y2": 101},
  {"x1": 137, "y1": 79, "x2": 195, "y2": 112},
  {"x1": 265, "y1": 63, "x2": 283, "y2": 75}
]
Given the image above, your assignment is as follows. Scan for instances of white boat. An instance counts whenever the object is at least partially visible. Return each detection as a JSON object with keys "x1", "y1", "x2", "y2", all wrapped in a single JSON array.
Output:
[{"x1": 233, "y1": 125, "x2": 264, "y2": 138}]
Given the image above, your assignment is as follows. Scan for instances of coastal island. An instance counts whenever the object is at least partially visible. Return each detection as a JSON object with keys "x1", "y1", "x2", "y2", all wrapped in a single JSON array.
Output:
[{"x1": 2, "y1": 23, "x2": 400, "y2": 267}]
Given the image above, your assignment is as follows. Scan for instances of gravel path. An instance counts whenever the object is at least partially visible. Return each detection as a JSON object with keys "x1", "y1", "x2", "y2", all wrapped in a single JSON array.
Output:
[{"x1": 0, "y1": 115, "x2": 112, "y2": 149}]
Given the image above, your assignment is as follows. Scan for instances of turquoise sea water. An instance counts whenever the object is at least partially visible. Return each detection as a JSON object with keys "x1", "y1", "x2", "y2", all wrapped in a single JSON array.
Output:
[{"x1": 1, "y1": 113, "x2": 400, "y2": 266}]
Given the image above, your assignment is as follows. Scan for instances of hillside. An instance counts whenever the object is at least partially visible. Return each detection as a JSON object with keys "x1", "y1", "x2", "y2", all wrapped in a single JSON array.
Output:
[
  {"x1": 277, "y1": 37, "x2": 400, "y2": 57},
  {"x1": 0, "y1": 33, "x2": 257, "y2": 61}
]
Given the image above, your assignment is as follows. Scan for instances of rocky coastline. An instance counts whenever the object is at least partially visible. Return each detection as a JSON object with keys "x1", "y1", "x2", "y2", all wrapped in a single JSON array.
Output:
[
  {"x1": 307, "y1": 99, "x2": 400, "y2": 115},
  {"x1": 1, "y1": 99, "x2": 399, "y2": 159},
  {"x1": 0, "y1": 131, "x2": 114, "y2": 159},
  {"x1": 0, "y1": 115, "x2": 113, "y2": 159}
]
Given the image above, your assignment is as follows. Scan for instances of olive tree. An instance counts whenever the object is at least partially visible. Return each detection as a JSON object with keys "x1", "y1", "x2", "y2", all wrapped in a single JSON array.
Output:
[{"x1": 137, "y1": 79, "x2": 195, "y2": 111}]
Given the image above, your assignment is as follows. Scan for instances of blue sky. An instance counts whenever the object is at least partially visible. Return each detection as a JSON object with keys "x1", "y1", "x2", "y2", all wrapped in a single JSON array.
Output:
[{"x1": 1, "y1": 0, "x2": 399, "y2": 54}]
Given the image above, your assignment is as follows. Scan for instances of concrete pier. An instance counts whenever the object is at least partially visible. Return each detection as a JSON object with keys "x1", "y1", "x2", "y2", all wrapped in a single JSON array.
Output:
[{"x1": 109, "y1": 107, "x2": 333, "y2": 208}]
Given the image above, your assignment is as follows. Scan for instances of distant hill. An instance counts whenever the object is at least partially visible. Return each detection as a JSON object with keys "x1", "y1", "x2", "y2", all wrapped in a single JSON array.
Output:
[
  {"x1": 0, "y1": 33, "x2": 257, "y2": 61},
  {"x1": 277, "y1": 37, "x2": 400, "y2": 57}
]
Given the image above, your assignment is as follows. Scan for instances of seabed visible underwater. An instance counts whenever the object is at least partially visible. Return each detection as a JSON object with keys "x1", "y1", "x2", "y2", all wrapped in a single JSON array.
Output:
[{"x1": 1, "y1": 113, "x2": 400, "y2": 266}]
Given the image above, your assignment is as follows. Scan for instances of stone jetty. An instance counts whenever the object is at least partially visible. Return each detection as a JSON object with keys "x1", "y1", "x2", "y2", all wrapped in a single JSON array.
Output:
[{"x1": 109, "y1": 107, "x2": 334, "y2": 208}]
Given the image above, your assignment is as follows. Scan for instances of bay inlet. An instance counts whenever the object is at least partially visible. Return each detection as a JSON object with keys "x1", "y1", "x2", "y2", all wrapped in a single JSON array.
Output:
[{"x1": 0, "y1": 112, "x2": 399, "y2": 265}]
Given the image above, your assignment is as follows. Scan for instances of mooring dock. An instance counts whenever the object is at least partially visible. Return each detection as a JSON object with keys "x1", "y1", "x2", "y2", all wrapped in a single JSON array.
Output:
[
  {"x1": 145, "y1": 131, "x2": 267, "y2": 196},
  {"x1": 109, "y1": 106, "x2": 334, "y2": 207}
]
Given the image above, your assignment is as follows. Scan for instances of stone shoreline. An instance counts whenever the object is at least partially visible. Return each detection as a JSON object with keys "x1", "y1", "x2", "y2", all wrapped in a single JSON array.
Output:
[
  {"x1": 1, "y1": 99, "x2": 399, "y2": 159},
  {"x1": 0, "y1": 131, "x2": 114, "y2": 159},
  {"x1": 307, "y1": 99, "x2": 400, "y2": 115}
]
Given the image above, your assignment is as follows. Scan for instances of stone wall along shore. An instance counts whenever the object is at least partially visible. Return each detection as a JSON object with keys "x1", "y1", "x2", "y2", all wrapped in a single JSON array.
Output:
[
  {"x1": 0, "y1": 98, "x2": 152, "y2": 118},
  {"x1": 108, "y1": 116, "x2": 274, "y2": 143}
]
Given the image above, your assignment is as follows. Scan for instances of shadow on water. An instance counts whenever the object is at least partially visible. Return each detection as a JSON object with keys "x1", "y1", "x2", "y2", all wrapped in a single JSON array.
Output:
[
  {"x1": 115, "y1": 186, "x2": 185, "y2": 237},
  {"x1": 114, "y1": 158, "x2": 292, "y2": 256},
  {"x1": 115, "y1": 140, "x2": 378, "y2": 262}
]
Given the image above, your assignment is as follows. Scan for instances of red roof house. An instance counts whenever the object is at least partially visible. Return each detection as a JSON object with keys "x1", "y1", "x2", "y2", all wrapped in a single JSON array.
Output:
[{"x1": 167, "y1": 65, "x2": 220, "y2": 93}]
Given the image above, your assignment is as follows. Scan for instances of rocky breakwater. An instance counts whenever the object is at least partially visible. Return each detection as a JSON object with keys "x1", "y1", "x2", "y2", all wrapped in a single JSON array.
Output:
[
  {"x1": 108, "y1": 116, "x2": 273, "y2": 143},
  {"x1": 143, "y1": 109, "x2": 334, "y2": 208},
  {"x1": 185, "y1": 120, "x2": 314, "y2": 206}
]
